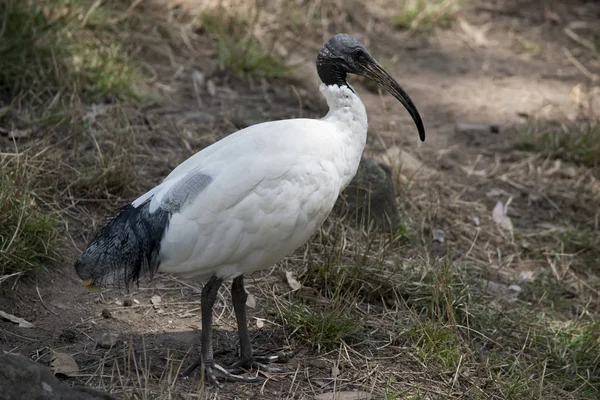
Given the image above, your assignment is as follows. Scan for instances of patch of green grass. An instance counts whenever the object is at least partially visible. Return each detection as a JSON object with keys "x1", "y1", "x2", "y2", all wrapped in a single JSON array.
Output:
[
  {"x1": 0, "y1": 0, "x2": 143, "y2": 103},
  {"x1": 394, "y1": 0, "x2": 462, "y2": 32},
  {"x1": 560, "y1": 226, "x2": 600, "y2": 268},
  {"x1": 198, "y1": 12, "x2": 287, "y2": 80},
  {"x1": 519, "y1": 39, "x2": 542, "y2": 55},
  {"x1": 385, "y1": 256, "x2": 600, "y2": 397},
  {"x1": 0, "y1": 156, "x2": 60, "y2": 275},
  {"x1": 487, "y1": 314, "x2": 600, "y2": 398},
  {"x1": 279, "y1": 301, "x2": 363, "y2": 351},
  {"x1": 518, "y1": 123, "x2": 600, "y2": 168},
  {"x1": 0, "y1": 0, "x2": 147, "y2": 276},
  {"x1": 408, "y1": 321, "x2": 461, "y2": 370}
]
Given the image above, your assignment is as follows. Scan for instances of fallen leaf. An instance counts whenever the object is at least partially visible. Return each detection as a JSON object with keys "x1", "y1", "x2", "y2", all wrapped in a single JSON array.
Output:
[
  {"x1": 331, "y1": 364, "x2": 340, "y2": 377},
  {"x1": 246, "y1": 292, "x2": 256, "y2": 308},
  {"x1": 492, "y1": 198, "x2": 513, "y2": 233},
  {"x1": 285, "y1": 271, "x2": 302, "y2": 291},
  {"x1": 51, "y1": 351, "x2": 79, "y2": 377},
  {"x1": 207, "y1": 80, "x2": 217, "y2": 97},
  {"x1": 256, "y1": 318, "x2": 265, "y2": 328},
  {"x1": 296, "y1": 286, "x2": 324, "y2": 303},
  {"x1": 82, "y1": 103, "x2": 108, "y2": 124},
  {"x1": 461, "y1": 165, "x2": 488, "y2": 176},
  {"x1": 314, "y1": 392, "x2": 371, "y2": 400},
  {"x1": 458, "y1": 17, "x2": 492, "y2": 47},
  {"x1": 0, "y1": 310, "x2": 34, "y2": 328},
  {"x1": 151, "y1": 295, "x2": 162, "y2": 306}
]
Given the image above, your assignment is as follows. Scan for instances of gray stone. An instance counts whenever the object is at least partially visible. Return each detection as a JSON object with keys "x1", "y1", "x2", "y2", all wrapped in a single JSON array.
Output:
[
  {"x1": 98, "y1": 332, "x2": 119, "y2": 348},
  {"x1": 335, "y1": 156, "x2": 401, "y2": 232},
  {"x1": 0, "y1": 353, "x2": 116, "y2": 400}
]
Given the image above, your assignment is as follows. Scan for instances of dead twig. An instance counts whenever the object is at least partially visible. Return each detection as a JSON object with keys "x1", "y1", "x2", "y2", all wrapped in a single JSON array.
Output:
[{"x1": 564, "y1": 47, "x2": 599, "y2": 82}]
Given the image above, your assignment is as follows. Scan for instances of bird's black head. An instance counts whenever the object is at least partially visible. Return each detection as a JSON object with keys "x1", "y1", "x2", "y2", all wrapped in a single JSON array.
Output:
[{"x1": 317, "y1": 33, "x2": 425, "y2": 142}]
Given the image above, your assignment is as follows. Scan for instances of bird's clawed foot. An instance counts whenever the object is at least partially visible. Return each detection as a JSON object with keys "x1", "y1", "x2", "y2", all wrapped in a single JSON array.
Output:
[
  {"x1": 180, "y1": 358, "x2": 263, "y2": 388},
  {"x1": 227, "y1": 351, "x2": 294, "y2": 374}
]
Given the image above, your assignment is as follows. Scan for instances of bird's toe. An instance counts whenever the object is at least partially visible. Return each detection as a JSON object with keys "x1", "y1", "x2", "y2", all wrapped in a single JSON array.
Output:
[
  {"x1": 227, "y1": 351, "x2": 294, "y2": 374},
  {"x1": 213, "y1": 363, "x2": 263, "y2": 384}
]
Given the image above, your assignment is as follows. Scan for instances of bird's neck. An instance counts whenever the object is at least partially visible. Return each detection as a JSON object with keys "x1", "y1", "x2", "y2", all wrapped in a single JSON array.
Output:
[
  {"x1": 320, "y1": 83, "x2": 368, "y2": 189},
  {"x1": 321, "y1": 83, "x2": 368, "y2": 137}
]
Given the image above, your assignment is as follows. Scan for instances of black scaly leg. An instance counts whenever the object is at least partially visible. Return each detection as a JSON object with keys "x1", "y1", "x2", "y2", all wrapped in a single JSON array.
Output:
[
  {"x1": 181, "y1": 275, "x2": 261, "y2": 387},
  {"x1": 227, "y1": 275, "x2": 291, "y2": 374}
]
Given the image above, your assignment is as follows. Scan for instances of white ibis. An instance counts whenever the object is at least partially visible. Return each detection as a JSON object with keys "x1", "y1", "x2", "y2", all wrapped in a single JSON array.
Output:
[{"x1": 75, "y1": 33, "x2": 425, "y2": 387}]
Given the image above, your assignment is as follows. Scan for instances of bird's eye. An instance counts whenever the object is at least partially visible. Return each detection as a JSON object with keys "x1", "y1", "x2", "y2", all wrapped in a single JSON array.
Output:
[{"x1": 352, "y1": 49, "x2": 367, "y2": 61}]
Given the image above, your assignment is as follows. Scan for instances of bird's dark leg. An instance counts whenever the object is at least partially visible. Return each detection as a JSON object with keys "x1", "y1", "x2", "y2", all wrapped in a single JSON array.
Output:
[
  {"x1": 228, "y1": 275, "x2": 290, "y2": 374},
  {"x1": 181, "y1": 275, "x2": 261, "y2": 387}
]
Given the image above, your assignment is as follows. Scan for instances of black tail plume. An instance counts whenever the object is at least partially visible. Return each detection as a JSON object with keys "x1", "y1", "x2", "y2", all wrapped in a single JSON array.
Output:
[{"x1": 75, "y1": 200, "x2": 170, "y2": 288}]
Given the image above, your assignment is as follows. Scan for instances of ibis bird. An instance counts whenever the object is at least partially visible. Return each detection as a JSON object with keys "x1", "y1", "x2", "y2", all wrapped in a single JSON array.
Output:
[{"x1": 75, "y1": 33, "x2": 425, "y2": 386}]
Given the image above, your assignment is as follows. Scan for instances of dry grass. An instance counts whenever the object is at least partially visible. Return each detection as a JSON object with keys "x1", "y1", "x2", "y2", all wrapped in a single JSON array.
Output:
[
  {"x1": 197, "y1": 10, "x2": 288, "y2": 79},
  {"x1": 395, "y1": 0, "x2": 463, "y2": 32},
  {"x1": 518, "y1": 122, "x2": 600, "y2": 169},
  {"x1": 2, "y1": 1, "x2": 600, "y2": 399},
  {"x1": 0, "y1": 154, "x2": 60, "y2": 275}
]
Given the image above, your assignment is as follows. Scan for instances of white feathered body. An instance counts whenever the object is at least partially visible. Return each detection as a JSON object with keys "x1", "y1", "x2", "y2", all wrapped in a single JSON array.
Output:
[
  {"x1": 76, "y1": 84, "x2": 368, "y2": 285},
  {"x1": 155, "y1": 84, "x2": 367, "y2": 280}
]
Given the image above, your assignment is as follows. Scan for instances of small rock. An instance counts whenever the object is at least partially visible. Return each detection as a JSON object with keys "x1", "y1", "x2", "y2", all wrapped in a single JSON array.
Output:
[
  {"x1": 206, "y1": 80, "x2": 217, "y2": 97},
  {"x1": 122, "y1": 298, "x2": 133, "y2": 307},
  {"x1": 151, "y1": 295, "x2": 162, "y2": 309},
  {"x1": 0, "y1": 353, "x2": 116, "y2": 399},
  {"x1": 100, "y1": 309, "x2": 112, "y2": 318},
  {"x1": 508, "y1": 284, "x2": 522, "y2": 293},
  {"x1": 432, "y1": 229, "x2": 445, "y2": 243},
  {"x1": 98, "y1": 333, "x2": 119, "y2": 349},
  {"x1": 133, "y1": 299, "x2": 140, "y2": 305},
  {"x1": 455, "y1": 121, "x2": 500, "y2": 134},
  {"x1": 192, "y1": 70, "x2": 205, "y2": 87}
]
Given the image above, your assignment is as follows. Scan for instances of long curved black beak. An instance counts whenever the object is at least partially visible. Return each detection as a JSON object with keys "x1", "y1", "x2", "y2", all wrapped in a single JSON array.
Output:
[{"x1": 361, "y1": 62, "x2": 425, "y2": 142}]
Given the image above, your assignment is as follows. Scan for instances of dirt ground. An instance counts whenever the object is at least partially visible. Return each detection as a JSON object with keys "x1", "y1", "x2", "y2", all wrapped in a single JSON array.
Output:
[{"x1": 1, "y1": 0, "x2": 599, "y2": 399}]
